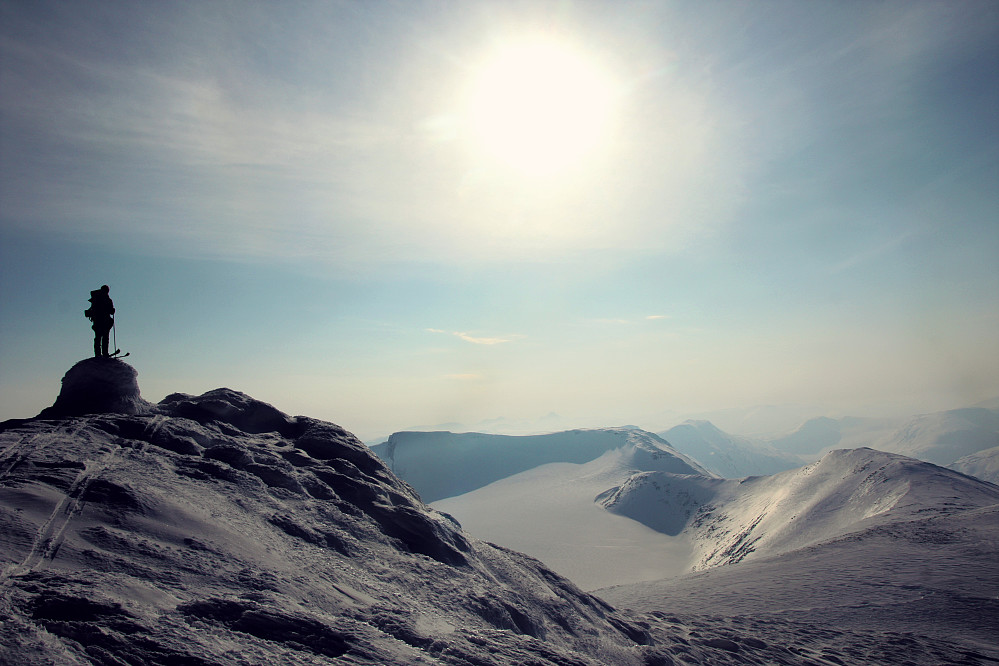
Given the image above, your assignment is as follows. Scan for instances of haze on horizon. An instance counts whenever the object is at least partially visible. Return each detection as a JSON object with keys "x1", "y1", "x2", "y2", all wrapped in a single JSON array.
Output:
[{"x1": 2, "y1": 1, "x2": 997, "y2": 441}]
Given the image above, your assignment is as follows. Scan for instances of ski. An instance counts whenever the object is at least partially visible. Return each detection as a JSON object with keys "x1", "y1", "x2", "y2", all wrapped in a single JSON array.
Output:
[{"x1": 108, "y1": 351, "x2": 130, "y2": 359}]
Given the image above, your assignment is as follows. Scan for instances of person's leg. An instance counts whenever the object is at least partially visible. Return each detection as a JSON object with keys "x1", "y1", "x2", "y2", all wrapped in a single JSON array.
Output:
[{"x1": 100, "y1": 329, "x2": 110, "y2": 356}]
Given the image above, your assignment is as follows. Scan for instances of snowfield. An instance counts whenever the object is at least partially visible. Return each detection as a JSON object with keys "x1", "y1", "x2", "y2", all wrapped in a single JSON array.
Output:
[{"x1": 1, "y1": 359, "x2": 997, "y2": 664}]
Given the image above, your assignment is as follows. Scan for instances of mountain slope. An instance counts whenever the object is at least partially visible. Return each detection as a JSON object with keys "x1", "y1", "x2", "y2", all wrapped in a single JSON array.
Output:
[
  {"x1": 877, "y1": 407, "x2": 999, "y2": 465},
  {"x1": 0, "y1": 359, "x2": 657, "y2": 665},
  {"x1": 372, "y1": 427, "x2": 708, "y2": 502},
  {"x1": 602, "y1": 447, "x2": 999, "y2": 570},
  {"x1": 598, "y1": 504, "x2": 999, "y2": 650},
  {"x1": 7, "y1": 359, "x2": 996, "y2": 665},
  {"x1": 950, "y1": 445, "x2": 999, "y2": 485}
]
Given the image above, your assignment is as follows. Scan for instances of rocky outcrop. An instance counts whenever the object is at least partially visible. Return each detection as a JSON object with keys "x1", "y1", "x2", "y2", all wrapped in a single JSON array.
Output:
[{"x1": 37, "y1": 358, "x2": 153, "y2": 418}]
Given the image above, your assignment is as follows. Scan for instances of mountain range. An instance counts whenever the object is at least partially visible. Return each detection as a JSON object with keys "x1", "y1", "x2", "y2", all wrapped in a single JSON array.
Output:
[
  {"x1": 379, "y1": 417, "x2": 999, "y2": 659},
  {"x1": 2, "y1": 359, "x2": 997, "y2": 664},
  {"x1": 658, "y1": 407, "x2": 999, "y2": 479}
]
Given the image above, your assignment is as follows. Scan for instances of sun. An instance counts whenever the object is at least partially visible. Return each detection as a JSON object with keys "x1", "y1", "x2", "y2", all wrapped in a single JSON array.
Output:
[{"x1": 462, "y1": 37, "x2": 619, "y2": 177}]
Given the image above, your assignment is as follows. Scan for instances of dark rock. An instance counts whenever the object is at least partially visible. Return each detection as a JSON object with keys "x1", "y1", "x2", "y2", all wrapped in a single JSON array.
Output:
[{"x1": 38, "y1": 359, "x2": 152, "y2": 418}]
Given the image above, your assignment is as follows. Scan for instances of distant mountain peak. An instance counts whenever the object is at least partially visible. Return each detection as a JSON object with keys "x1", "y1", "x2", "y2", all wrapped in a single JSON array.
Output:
[{"x1": 373, "y1": 426, "x2": 708, "y2": 502}]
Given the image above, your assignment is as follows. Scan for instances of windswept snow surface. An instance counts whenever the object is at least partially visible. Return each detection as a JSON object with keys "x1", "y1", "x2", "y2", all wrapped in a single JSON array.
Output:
[
  {"x1": 0, "y1": 361, "x2": 665, "y2": 665},
  {"x1": 598, "y1": 503, "x2": 999, "y2": 653}
]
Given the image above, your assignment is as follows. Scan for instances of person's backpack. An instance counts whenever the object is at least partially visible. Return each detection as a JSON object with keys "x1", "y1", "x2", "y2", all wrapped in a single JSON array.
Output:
[{"x1": 85, "y1": 290, "x2": 113, "y2": 320}]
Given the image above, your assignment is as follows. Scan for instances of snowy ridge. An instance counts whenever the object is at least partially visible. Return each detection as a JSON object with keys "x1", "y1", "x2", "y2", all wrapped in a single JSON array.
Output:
[
  {"x1": 876, "y1": 408, "x2": 999, "y2": 465},
  {"x1": 660, "y1": 408, "x2": 999, "y2": 479},
  {"x1": 950, "y1": 445, "x2": 999, "y2": 485},
  {"x1": 372, "y1": 427, "x2": 708, "y2": 502},
  {"x1": 602, "y1": 447, "x2": 999, "y2": 570}
]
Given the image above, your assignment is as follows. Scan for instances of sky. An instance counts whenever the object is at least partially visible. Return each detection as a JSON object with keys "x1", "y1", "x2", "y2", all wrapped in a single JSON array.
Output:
[{"x1": 1, "y1": 0, "x2": 997, "y2": 440}]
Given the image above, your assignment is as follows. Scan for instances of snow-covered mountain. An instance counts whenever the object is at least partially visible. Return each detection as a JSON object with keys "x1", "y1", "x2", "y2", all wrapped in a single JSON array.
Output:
[
  {"x1": 667, "y1": 409, "x2": 999, "y2": 478},
  {"x1": 769, "y1": 409, "x2": 999, "y2": 466},
  {"x1": 601, "y1": 447, "x2": 999, "y2": 570},
  {"x1": 950, "y1": 445, "x2": 999, "y2": 485},
  {"x1": 424, "y1": 431, "x2": 999, "y2": 658},
  {"x1": 372, "y1": 427, "x2": 708, "y2": 503},
  {"x1": 4, "y1": 359, "x2": 996, "y2": 664},
  {"x1": 875, "y1": 407, "x2": 999, "y2": 465},
  {"x1": 0, "y1": 359, "x2": 669, "y2": 665},
  {"x1": 658, "y1": 420, "x2": 799, "y2": 478}
]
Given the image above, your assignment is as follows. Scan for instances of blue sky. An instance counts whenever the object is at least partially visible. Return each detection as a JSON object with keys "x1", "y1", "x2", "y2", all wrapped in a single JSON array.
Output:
[{"x1": 2, "y1": 1, "x2": 997, "y2": 439}]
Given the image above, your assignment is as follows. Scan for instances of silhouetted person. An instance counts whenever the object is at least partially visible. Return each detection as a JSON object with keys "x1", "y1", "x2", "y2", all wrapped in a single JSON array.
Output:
[{"x1": 85, "y1": 285, "x2": 115, "y2": 357}]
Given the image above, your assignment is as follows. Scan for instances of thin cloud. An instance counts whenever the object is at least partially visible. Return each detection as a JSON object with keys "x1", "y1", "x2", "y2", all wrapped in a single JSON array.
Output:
[
  {"x1": 454, "y1": 331, "x2": 514, "y2": 345},
  {"x1": 428, "y1": 329, "x2": 520, "y2": 345}
]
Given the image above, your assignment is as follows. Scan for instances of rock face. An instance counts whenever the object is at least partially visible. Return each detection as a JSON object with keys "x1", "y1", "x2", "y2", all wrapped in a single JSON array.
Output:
[{"x1": 37, "y1": 358, "x2": 153, "y2": 418}]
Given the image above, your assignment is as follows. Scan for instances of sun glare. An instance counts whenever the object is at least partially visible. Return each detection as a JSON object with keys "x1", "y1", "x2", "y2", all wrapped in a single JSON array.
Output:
[{"x1": 463, "y1": 38, "x2": 618, "y2": 177}]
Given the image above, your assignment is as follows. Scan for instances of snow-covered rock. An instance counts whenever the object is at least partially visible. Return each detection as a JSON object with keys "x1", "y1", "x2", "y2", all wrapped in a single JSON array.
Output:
[
  {"x1": 36, "y1": 357, "x2": 153, "y2": 418},
  {"x1": 5, "y1": 361, "x2": 997, "y2": 664}
]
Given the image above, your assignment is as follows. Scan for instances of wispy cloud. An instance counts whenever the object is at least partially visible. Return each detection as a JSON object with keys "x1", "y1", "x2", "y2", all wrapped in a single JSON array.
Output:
[
  {"x1": 646, "y1": 315, "x2": 669, "y2": 320},
  {"x1": 427, "y1": 329, "x2": 521, "y2": 345}
]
